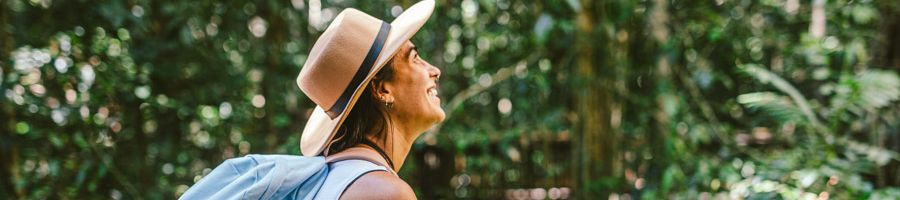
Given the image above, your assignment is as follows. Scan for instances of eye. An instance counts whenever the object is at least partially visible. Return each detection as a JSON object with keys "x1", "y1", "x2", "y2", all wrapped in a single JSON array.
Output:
[{"x1": 413, "y1": 54, "x2": 424, "y2": 63}]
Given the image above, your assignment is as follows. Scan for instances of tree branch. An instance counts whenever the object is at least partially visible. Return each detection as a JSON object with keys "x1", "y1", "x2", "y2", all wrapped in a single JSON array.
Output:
[{"x1": 420, "y1": 54, "x2": 539, "y2": 144}]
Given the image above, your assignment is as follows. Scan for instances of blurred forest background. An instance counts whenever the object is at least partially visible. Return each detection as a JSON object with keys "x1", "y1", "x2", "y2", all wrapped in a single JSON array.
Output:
[{"x1": 2, "y1": 0, "x2": 900, "y2": 199}]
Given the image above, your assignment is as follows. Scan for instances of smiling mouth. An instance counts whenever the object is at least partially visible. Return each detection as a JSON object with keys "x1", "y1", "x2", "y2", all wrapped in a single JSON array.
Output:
[{"x1": 427, "y1": 87, "x2": 438, "y2": 98}]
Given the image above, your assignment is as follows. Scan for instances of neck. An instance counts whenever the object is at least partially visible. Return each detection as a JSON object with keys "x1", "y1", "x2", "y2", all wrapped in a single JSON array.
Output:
[
  {"x1": 390, "y1": 121, "x2": 424, "y2": 172},
  {"x1": 367, "y1": 114, "x2": 425, "y2": 172}
]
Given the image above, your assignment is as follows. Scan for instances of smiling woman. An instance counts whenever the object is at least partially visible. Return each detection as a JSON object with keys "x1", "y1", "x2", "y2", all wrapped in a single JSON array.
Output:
[
  {"x1": 336, "y1": 40, "x2": 445, "y2": 199},
  {"x1": 294, "y1": 0, "x2": 444, "y2": 197},
  {"x1": 325, "y1": 41, "x2": 445, "y2": 171},
  {"x1": 177, "y1": 1, "x2": 439, "y2": 199},
  {"x1": 326, "y1": 40, "x2": 444, "y2": 200}
]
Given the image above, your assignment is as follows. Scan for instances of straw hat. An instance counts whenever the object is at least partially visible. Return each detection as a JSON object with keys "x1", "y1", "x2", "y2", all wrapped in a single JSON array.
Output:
[{"x1": 296, "y1": 0, "x2": 435, "y2": 156}]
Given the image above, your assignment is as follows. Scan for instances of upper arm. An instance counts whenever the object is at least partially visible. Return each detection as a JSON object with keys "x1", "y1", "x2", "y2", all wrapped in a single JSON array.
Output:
[{"x1": 340, "y1": 171, "x2": 416, "y2": 200}]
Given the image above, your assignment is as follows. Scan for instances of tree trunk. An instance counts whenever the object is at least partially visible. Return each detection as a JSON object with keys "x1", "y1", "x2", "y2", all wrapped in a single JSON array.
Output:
[
  {"x1": 875, "y1": 0, "x2": 900, "y2": 187},
  {"x1": 574, "y1": 0, "x2": 615, "y2": 197},
  {"x1": 0, "y1": 1, "x2": 18, "y2": 197}
]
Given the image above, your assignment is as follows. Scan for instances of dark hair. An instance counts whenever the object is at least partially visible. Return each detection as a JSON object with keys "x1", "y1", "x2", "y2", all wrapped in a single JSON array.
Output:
[{"x1": 325, "y1": 60, "x2": 396, "y2": 168}]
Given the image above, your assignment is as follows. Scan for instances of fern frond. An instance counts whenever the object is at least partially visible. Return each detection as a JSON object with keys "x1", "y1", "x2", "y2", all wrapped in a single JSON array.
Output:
[
  {"x1": 856, "y1": 70, "x2": 900, "y2": 109},
  {"x1": 830, "y1": 69, "x2": 899, "y2": 115},
  {"x1": 739, "y1": 64, "x2": 829, "y2": 134},
  {"x1": 737, "y1": 92, "x2": 806, "y2": 123}
]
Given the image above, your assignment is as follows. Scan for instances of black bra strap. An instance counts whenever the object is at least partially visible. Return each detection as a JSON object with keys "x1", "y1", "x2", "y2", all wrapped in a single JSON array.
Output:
[{"x1": 360, "y1": 139, "x2": 395, "y2": 170}]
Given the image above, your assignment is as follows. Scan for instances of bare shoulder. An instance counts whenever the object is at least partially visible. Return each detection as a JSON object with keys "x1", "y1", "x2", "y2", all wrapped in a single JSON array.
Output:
[{"x1": 340, "y1": 170, "x2": 416, "y2": 200}]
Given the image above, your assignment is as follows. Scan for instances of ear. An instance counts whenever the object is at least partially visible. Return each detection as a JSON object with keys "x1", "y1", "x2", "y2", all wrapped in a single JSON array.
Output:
[{"x1": 370, "y1": 79, "x2": 393, "y2": 102}]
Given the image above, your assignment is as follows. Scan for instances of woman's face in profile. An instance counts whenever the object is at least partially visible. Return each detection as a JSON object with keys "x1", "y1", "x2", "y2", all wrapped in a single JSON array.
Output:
[{"x1": 383, "y1": 41, "x2": 445, "y2": 126}]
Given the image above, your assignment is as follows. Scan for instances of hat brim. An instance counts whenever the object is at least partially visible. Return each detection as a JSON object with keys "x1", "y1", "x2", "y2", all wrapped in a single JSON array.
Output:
[{"x1": 301, "y1": 0, "x2": 435, "y2": 156}]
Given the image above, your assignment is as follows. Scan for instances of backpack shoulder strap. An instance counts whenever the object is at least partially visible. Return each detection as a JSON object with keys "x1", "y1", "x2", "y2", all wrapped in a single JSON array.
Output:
[
  {"x1": 325, "y1": 146, "x2": 396, "y2": 175},
  {"x1": 313, "y1": 159, "x2": 388, "y2": 200}
]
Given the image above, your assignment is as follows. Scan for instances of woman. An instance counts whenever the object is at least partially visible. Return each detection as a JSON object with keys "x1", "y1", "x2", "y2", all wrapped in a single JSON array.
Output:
[{"x1": 295, "y1": 0, "x2": 441, "y2": 199}]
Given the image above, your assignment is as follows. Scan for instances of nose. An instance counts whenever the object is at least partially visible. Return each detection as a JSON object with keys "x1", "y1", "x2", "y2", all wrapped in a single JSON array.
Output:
[{"x1": 428, "y1": 63, "x2": 441, "y2": 80}]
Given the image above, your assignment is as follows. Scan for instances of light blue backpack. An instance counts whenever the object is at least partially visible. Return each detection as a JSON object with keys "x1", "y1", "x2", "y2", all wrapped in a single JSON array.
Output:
[{"x1": 179, "y1": 155, "x2": 330, "y2": 200}]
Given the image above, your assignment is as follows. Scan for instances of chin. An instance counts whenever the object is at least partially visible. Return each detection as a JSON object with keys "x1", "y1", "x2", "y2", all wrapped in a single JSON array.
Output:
[
  {"x1": 434, "y1": 110, "x2": 446, "y2": 122},
  {"x1": 426, "y1": 108, "x2": 446, "y2": 124}
]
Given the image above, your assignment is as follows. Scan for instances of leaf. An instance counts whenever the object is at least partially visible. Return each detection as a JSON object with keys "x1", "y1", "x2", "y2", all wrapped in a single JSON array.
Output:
[
  {"x1": 737, "y1": 92, "x2": 804, "y2": 122},
  {"x1": 856, "y1": 70, "x2": 900, "y2": 109},
  {"x1": 831, "y1": 69, "x2": 900, "y2": 115},
  {"x1": 845, "y1": 139, "x2": 897, "y2": 166},
  {"x1": 740, "y1": 64, "x2": 828, "y2": 134}
]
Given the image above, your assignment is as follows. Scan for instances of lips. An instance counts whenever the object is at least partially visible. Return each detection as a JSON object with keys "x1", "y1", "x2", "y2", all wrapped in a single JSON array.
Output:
[
  {"x1": 427, "y1": 87, "x2": 438, "y2": 97},
  {"x1": 426, "y1": 81, "x2": 440, "y2": 99}
]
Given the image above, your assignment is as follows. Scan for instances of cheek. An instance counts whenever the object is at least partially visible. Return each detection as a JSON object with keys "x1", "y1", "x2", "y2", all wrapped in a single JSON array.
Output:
[
  {"x1": 388, "y1": 80, "x2": 422, "y2": 104},
  {"x1": 391, "y1": 72, "x2": 427, "y2": 100},
  {"x1": 387, "y1": 65, "x2": 442, "y2": 115},
  {"x1": 391, "y1": 77, "x2": 436, "y2": 113}
]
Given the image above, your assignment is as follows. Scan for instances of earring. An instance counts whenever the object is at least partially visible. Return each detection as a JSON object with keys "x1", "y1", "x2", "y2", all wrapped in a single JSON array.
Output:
[{"x1": 385, "y1": 101, "x2": 394, "y2": 109}]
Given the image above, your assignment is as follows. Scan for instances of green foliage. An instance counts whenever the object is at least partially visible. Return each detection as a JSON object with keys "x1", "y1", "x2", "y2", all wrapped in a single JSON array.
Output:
[
  {"x1": 831, "y1": 70, "x2": 900, "y2": 113},
  {"x1": 737, "y1": 92, "x2": 805, "y2": 123},
  {"x1": 2, "y1": 0, "x2": 899, "y2": 199}
]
